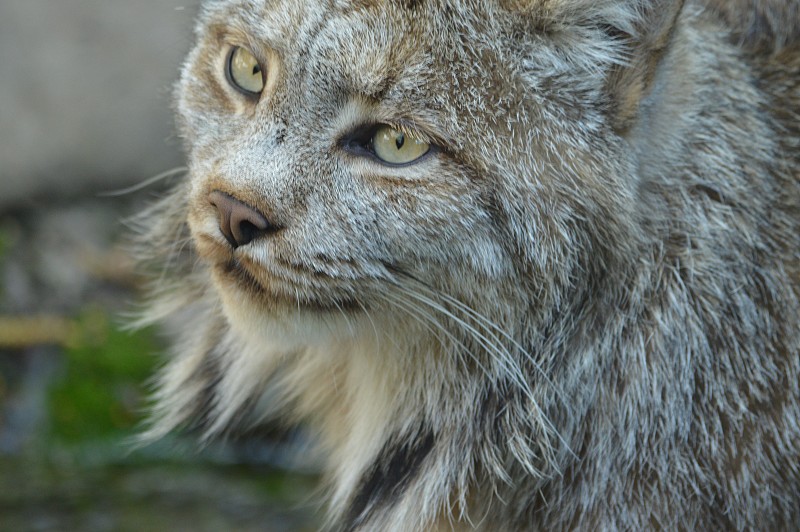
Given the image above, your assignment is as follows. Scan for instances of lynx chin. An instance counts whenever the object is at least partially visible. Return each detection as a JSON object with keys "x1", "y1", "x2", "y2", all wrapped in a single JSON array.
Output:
[{"x1": 133, "y1": 0, "x2": 800, "y2": 529}]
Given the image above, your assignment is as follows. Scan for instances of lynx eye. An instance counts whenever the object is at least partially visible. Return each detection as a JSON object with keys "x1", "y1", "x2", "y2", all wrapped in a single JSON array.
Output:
[
  {"x1": 227, "y1": 46, "x2": 265, "y2": 95},
  {"x1": 372, "y1": 125, "x2": 430, "y2": 165}
]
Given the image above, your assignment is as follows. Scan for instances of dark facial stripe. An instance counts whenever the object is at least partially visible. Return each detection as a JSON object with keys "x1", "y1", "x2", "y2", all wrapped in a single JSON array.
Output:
[
  {"x1": 349, "y1": 0, "x2": 423, "y2": 9},
  {"x1": 344, "y1": 428, "x2": 435, "y2": 530}
]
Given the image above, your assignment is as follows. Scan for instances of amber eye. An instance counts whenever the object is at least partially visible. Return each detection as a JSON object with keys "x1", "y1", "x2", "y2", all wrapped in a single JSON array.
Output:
[
  {"x1": 372, "y1": 125, "x2": 430, "y2": 165},
  {"x1": 227, "y1": 46, "x2": 265, "y2": 95}
]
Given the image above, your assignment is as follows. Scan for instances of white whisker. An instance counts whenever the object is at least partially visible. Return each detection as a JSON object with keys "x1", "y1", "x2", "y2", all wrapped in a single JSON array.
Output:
[
  {"x1": 330, "y1": 298, "x2": 356, "y2": 338},
  {"x1": 356, "y1": 299, "x2": 382, "y2": 354},
  {"x1": 98, "y1": 166, "x2": 188, "y2": 197},
  {"x1": 380, "y1": 291, "x2": 492, "y2": 380},
  {"x1": 434, "y1": 290, "x2": 570, "y2": 412},
  {"x1": 385, "y1": 272, "x2": 573, "y2": 458}
]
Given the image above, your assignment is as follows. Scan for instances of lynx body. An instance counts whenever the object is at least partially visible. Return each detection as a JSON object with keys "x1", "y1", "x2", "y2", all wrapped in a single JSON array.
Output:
[{"x1": 137, "y1": 0, "x2": 800, "y2": 529}]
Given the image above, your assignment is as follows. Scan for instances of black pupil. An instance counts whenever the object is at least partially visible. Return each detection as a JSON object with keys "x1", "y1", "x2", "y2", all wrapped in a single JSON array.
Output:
[
  {"x1": 395, "y1": 133, "x2": 405, "y2": 150},
  {"x1": 252, "y1": 64, "x2": 261, "y2": 76}
]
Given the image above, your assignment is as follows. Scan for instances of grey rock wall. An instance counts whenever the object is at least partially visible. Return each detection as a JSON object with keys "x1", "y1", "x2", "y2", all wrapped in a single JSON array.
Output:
[{"x1": 0, "y1": 1, "x2": 201, "y2": 210}]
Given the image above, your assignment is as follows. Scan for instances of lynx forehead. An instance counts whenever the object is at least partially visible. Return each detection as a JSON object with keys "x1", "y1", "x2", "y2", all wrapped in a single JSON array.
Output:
[{"x1": 136, "y1": 0, "x2": 800, "y2": 529}]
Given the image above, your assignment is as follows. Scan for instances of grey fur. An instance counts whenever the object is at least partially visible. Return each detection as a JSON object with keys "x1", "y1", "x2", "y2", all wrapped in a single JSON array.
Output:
[{"x1": 134, "y1": 0, "x2": 800, "y2": 529}]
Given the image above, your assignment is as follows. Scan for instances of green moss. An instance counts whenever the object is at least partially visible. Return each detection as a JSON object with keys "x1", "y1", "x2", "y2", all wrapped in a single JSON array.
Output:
[
  {"x1": 47, "y1": 309, "x2": 160, "y2": 443},
  {"x1": 0, "y1": 229, "x2": 7, "y2": 260},
  {"x1": 0, "y1": 455, "x2": 319, "y2": 531},
  {"x1": 0, "y1": 227, "x2": 8, "y2": 299}
]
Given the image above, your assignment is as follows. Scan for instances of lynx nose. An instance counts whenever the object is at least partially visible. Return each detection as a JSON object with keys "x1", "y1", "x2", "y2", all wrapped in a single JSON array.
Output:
[{"x1": 208, "y1": 190, "x2": 276, "y2": 248}]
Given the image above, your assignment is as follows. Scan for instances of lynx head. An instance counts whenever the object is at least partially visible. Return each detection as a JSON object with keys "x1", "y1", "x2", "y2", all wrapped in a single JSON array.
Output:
[
  {"x1": 175, "y1": 0, "x2": 682, "y2": 339},
  {"x1": 141, "y1": 0, "x2": 687, "y2": 527}
]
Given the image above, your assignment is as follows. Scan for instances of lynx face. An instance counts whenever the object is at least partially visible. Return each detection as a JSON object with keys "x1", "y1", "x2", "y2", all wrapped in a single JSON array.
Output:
[
  {"x1": 179, "y1": 0, "x2": 638, "y2": 346},
  {"x1": 142, "y1": 0, "x2": 800, "y2": 529}
]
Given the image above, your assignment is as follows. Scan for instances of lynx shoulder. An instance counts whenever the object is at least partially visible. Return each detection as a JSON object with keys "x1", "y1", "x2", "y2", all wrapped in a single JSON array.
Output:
[{"x1": 135, "y1": 0, "x2": 800, "y2": 529}]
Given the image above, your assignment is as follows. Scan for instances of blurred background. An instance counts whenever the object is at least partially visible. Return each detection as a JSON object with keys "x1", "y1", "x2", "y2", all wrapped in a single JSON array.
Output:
[{"x1": 0, "y1": 2, "x2": 317, "y2": 529}]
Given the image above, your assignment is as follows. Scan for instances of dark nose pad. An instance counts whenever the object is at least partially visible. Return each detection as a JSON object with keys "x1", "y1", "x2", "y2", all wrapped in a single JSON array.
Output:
[{"x1": 208, "y1": 191, "x2": 276, "y2": 248}]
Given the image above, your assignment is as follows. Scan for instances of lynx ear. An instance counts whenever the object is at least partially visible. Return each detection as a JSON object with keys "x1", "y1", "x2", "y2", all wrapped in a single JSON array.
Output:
[
  {"x1": 605, "y1": 0, "x2": 686, "y2": 132},
  {"x1": 498, "y1": 1, "x2": 685, "y2": 130}
]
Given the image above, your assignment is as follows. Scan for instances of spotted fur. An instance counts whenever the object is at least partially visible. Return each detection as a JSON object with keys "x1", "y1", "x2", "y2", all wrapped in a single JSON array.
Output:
[{"x1": 134, "y1": 0, "x2": 800, "y2": 529}]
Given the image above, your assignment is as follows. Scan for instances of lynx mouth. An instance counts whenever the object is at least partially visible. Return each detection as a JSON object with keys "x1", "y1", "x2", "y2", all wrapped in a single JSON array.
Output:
[
  {"x1": 216, "y1": 258, "x2": 361, "y2": 313},
  {"x1": 194, "y1": 231, "x2": 366, "y2": 312}
]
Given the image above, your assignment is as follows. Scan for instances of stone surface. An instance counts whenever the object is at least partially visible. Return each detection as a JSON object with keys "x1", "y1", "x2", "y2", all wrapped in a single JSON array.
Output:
[
  {"x1": 0, "y1": 6, "x2": 321, "y2": 529},
  {"x1": 0, "y1": 1, "x2": 200, "y2": 211}
]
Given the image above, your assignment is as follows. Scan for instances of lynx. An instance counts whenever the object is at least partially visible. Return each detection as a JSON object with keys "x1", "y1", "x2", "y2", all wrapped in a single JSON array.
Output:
[{"x1": 135, "y1": 0, "x2": 800, "y2": 529}]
